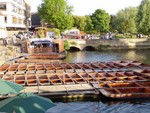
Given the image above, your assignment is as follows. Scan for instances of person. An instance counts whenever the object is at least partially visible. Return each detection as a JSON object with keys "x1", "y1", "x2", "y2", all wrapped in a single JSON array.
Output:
[{"x1": 3, "y1": 38, "x2": 7, "y2": 47}]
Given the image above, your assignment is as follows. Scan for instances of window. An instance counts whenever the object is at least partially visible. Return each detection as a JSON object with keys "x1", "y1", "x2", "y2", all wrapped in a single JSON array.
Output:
[
  {"x1": 18, "y1": 18, "x2": 23, "y2": 24},
  {"x1": 12, "y1": 4, "x2": 17, "y2": 13},
  {"x1": 12, "y1": 17, "x2": 17, "y2": 24},
  {"x1": 18, "y1": 8, "x2": 22, "y2": 14},
  {"x1": 5, "y1": 17, "x2": 7, "y2": 23},
  {"x1": 0, "y1": 4, "x2": 6, "y2": 10}
]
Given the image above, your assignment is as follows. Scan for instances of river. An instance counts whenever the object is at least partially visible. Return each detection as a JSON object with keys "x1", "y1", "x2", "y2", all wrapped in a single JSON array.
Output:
[{"x1": 48, "y1": 49, "x2": 150, "y2": 113}]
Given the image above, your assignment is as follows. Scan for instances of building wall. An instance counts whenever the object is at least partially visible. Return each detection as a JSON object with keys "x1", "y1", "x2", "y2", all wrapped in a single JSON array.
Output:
[{"x1": 0, "y1": 0, "x2": 31, "y2": 30}]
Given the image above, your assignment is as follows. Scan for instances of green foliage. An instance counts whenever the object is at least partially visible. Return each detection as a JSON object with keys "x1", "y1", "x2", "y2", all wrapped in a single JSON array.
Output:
[
  {"x1": 37, "y1": 30, "x2": 45, "y2": 38},
  {"x1": 49, "y1": 28, "x2": 60, "y2": 36},
  {"x1": 84, "y1": 16, "x2": 94, "y2": 33},
  {"x1": 115, "y1": 34, "x2": 124, "y2": 38},
  {"x1": 73, "y1": 16, "x2": 86, "y2": 31},
  {"x1": 38, "y1": 0, "x2": 73, "y2": 31},
  {"x1": 64, "y1": 40, "x2": 70, "y2": 50},
  {"x1": 137, "y1": 0, "x2": 150, "y2": 35},
  {"x1": 110, "y1": 15, "x2": 118, "y2": 32},
  {"x1": 115, "y1": 7, "x2": 137, "y2": 33},
  {"x1": 115, "y1": 33, "x2": 137, "y2": 38},
  {"x1": 91, "y1": 9, "x2": 111, "y2": 33}
]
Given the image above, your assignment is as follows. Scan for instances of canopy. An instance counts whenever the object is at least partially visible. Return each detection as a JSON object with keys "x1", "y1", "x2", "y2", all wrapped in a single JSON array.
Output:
[
  {"x1": 0, "y1": 79, "x2": 24, "y2": 95},
  {"x1": 0, "y1": 93, "x2": 56, "y2": 113}
]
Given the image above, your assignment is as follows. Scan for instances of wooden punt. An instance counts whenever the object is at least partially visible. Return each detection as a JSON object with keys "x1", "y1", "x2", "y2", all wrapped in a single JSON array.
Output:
[
  {"x1": 16, "y1": 59, "x2": 61, "y2": 63},
  {"x1": 90, "y1": 63, "x2": 103, "y2": 72},
  {"x1": 16, "y1": 63, "x2": 27, "y2": 74},
  {"x1": 61, "y1": 63, "x2": 75, "y2": 73},
  {"x1": 59, "y1": 74, "x2": 75, "y2": 84},
  {"x1": 70, "y1": 63, "x2": 84, "y2": 73},
  {"x1": 37, "y1": 74, "x2": 50, "y2": 85},
  {"x1": 111, "y1": 60, "x2": 138, "y2": 64},
  {"x1": 44, "y1": 63, "x2": 55, "y2": 73},
  {"x1": 137, "y1": 63, "x2": 150, "y2": 69},
  {"x1": 108, "y1": 72, "x2": 126, "y2": 77},
  {"x1": 107, "y1": 82, "x2": 142, "y2": 88},
  {"x1": 27, "y1": 53, "x2": 66, "y2": 60},
  {"x1": 36, "y1": 64, "x2": 46, "y2": 74},
  {"x1": 95, "y1": 82, "x2": 150, "y2": 99},
  {"x1": 138, "y1": 82, "x2": 150, "y2": 87},
  {"x1": 0, "y1": 63, "x2": 10, "y2": 74},
  {"x1": 113, "y1": 62, "x2": 129, "y2": 68},
  {"x1": 100, "y1": 72, "x2": 115, "y2": 79},
  {"x1": 100, "y1": 87, "x2": 150, "y2": 99},
  {"x1": 129, "y1": 71, "x2": 149, "y2": 79},
  {"x1": 98, "y1": 62, "x2": 109, "y2": 69},
  {"x1": 97, "y1": 63, "x2": 114, "y2": 72},
  {"x1": 2, "y1": 74, "x2": 14, "y2": 82},
  {"x1": 26, "y1": 63, "x2": 36, "y2": 74},
  {"x1": 120, "y1": 72, "x2": 147, "y2": 82},
  {"x1": 107, "y1": 72, "x2": 127, "y2": 82},
  {"x1": 81, "y1": 63, "x2": 94, "y2": 73},
  {"x1": 78, "y1": 73, "x2": 96, "y2": 83},
  {"x1": 6, "y1": 64, "x2": 18, "y2": 74},
  {"x1": 106, "y1": 62, "x2": 120, "y2": 69},
  {"x1": 36, "y1": 64, "x2": 45, "y2": 70},
  {"x1": 15, "y1": 75, "x2": 26, "y2": 85},
  {"x1": 26, "y1": 74, "x2": 37, "y2": 86},
  {"x1": 55, "y1": 66, "x2": 64, "y2": 73},
  {"x1": 140, "y1": 69, "x2": 150, "y2": 76},
  {"x1": 47, "y1": 73, "x2": 63, "y2": 85},
  {"x1": 69, "y1": 73, "x2": 86, "y2": 84},
  {"x1": 89, "y1": 73, "x2": 106, "y2": 83}
]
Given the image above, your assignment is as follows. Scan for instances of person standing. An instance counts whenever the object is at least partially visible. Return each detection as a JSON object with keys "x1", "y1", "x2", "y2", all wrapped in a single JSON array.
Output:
[{"x1": 3, "y1": 38, "x2": 7, "y2": 47}]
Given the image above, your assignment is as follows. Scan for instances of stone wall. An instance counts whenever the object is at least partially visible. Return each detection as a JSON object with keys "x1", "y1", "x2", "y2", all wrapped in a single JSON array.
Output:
[
  {"x1": 67, "y1": 38, "x2": 150, "y2": 50},
  {"x1": 87, "y1": 38, "x2": 150, "y2": 50}
]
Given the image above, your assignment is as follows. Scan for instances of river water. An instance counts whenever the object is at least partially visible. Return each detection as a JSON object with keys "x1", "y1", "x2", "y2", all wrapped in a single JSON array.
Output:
[{"x1": 47, "y1": 49, "x2": 150, "y2": 113}]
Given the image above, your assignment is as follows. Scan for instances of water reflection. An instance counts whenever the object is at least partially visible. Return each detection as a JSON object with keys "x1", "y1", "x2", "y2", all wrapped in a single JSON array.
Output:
[
  {"x1": 47, "y1": 98, "x2": 150, "y2": 113},
  {"x1": 63, "y1": 49, "x2": 150, "y2": 64}
]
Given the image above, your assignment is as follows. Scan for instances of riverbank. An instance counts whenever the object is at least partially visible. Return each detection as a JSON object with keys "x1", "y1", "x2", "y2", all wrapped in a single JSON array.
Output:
[
  {"x1": 88, "y1": 38, "x2": 150, "y2": 50},
  {"x1": 0, "y1": 45, "x2": 22, "y2": 65}
]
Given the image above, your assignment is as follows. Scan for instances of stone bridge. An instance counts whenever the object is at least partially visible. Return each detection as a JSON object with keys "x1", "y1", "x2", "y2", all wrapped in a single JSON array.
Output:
[{"x1": 66, "y1": 38, "x2": 150, "y2": 50}]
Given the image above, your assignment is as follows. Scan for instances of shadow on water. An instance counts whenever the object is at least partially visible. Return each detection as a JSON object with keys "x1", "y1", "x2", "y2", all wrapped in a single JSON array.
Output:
[
  {"x1": 100, "y1": 97, "x2": 150, "y2": 105},
  {"x1": 47, "y1": 95, "x2": 150, "y2": 113}
]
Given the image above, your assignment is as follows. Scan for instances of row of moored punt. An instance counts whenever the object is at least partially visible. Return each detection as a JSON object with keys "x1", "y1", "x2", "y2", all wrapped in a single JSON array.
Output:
[
  {"x1": 0, "y1": 61, "x2": 149, "y2": 75},
  {"x1": 0, "y1": 60, "x2": 150, "y2": 99}
]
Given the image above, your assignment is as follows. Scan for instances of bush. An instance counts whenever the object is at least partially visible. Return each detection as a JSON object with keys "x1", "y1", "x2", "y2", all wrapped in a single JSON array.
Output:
[{"x1": 64, "y1": 40, "x2": 70, "y2": 50}]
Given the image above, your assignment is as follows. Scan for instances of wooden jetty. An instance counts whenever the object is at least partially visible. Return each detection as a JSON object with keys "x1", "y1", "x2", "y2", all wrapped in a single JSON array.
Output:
[{"x1": 0, "y1": 60, "x2": 150, "y2": 99}]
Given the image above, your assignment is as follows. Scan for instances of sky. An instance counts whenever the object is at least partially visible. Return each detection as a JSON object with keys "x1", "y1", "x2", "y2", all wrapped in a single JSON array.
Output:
[{"x1": 30, "y1": 0, "x2": 143, "y2": 15}]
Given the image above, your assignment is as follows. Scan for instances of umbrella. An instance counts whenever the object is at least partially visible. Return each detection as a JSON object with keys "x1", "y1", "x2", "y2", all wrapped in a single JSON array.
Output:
[
  {"x1": 0, "y1": 78, "x2": 24, "y2": 95},
  {"x1": 0, "y1": 92, "x2": 56, "y2": 113}
]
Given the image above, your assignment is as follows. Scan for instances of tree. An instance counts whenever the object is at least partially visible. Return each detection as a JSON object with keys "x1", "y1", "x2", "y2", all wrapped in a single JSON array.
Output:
[
  {"x1": 115, "y1": 7, "x2": 137, "y2": 33},
  {"x1": 91, "y1": 9, "x2": 110, "y2": 33},
  {"x1": 73, "y1": 16, "x2": 86, "y2": 31},
  {"x1": 137, "y1": 0, "x2": 150, "y2": 35},
  {"x1": 110, "y1": 15, "x2": 118, "y2": 32},
  {"x1": 84, "y1": 16, "x2": 94, "y2": 33},
  {"x1": 38, "y1": 0, "x2": 73, "y2": 31}
]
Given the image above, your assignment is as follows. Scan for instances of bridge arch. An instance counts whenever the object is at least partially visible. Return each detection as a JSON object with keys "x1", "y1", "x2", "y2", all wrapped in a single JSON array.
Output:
[
  {"x1": 69, "y1": 46, "x2": 81, "y2": 51},
  {"x1": 83, "y1": 46, "x2": 96, "y2": 51}
]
